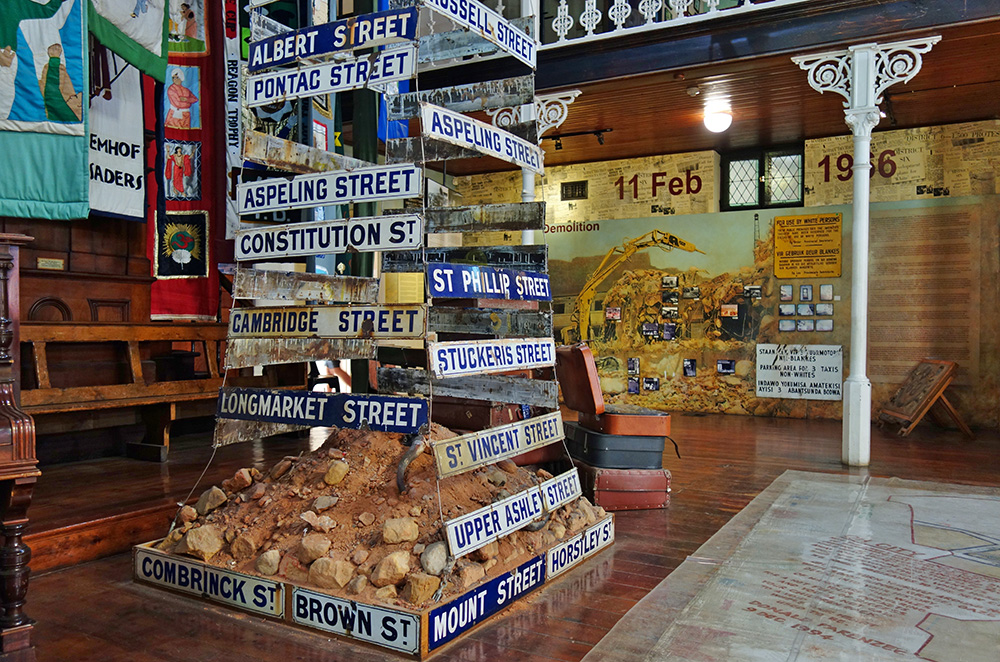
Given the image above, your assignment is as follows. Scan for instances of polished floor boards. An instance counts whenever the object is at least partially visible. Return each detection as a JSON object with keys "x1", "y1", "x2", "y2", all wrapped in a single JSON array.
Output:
[{"x1": 24, "y1": 414, "x2": 1000, "y2": 661}]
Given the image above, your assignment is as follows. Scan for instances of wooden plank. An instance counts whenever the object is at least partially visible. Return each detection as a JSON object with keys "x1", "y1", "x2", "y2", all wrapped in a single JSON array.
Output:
[
  {"x1": 203, "y1": 340, "x2": 220, "y2": 379},
  {"x1": 232, "y1": 269, "x2": 380, "y2": 302},
  {"x1": 214, "y1": 418, "x2": 309, "y2": 447},
  {"x1": 224, "y1": 338, "x2": 375, "y2": 370},
  {"x1": 236, "y1": 214, "x2": 422, "y2": 261},
  {"x1": 242, "y1": 130, "x2": 372, "y2": 174},
  {"x1": 416, "y1": 17, "x2": 534, "y2": 64},
  {"x1": 385, "y1": 75, "x2": 534, "y2": 121},
  {"x1": 21, "y1": 378, "x2": 224, "y2": 410},
  {"x1": 33, "y1": 340, "x2": 51, "y2": 390},
  {"x1": 127, "y1": 341, "x2": 145, "y2": 385},
  {"x1": 376, "y1": 367, "x2": 558, "y2": 408},
  {"x1": 422, "y1": 202, "x2": 545, "y2": 234},
  {"x1": 382, "y1": 244, "x2": 548, "y2": 273},
  {"x1": 427, "y1": 308, "x2": 553, "y2": 337},
  {"x1": 228, "y1": 305, "x2": 424, "y2": 339},
  {"x1": 21, "y1": 322, "x2": 228, "y2": 343},
  {"x1": 386, "y1": 121, "x2": 537, "y2": 165}
]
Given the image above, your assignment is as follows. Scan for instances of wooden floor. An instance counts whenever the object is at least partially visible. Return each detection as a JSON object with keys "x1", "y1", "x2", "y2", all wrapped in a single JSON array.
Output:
[{"x1": 20, "y1": 414, "x2": 1000, "y2": 661}]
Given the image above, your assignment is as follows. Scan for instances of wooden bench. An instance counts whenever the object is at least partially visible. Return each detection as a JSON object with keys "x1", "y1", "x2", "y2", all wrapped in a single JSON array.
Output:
[{"x1": 20, "y1": 322, "x2": 229, "y2": 462}]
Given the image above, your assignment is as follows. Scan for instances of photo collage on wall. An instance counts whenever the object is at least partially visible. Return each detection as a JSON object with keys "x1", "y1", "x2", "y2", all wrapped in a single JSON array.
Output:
[{"x1": 778, "y1": 282, "x2": 835, "y2": 332}]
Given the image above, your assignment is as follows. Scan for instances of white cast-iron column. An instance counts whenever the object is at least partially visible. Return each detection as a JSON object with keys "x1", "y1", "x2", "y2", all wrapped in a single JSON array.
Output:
[{"x1": 793, "y1": 37, "x2": 939, "y2": 466}]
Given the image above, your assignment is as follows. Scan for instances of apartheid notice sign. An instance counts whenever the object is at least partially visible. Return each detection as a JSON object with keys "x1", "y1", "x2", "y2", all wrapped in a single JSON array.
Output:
[
  {"x1": 773, "y1": 213, "x2": 842, "y2": 278},
  {"x1": 249, "y1": 7, "x2": 418, "y2": 72},
  {"x1": 238, "y1": 164, "x2": 422, "y2": 214},
  {"x1": 228, "y1": 305, "x2": 425, "y2": 339},
  {"x1": 428, "y1": 337, "x2": 556, "y2": 378},
  {"x1": 421, "y1": 103, "x2": 543, "y2": 174},
  {"x1": 428, "y1": 263, "x2": 551, "y2": 301},
  {"x1": 431, "y1": 412, "x2": 564, "y2": 478},
  {"x1": 247, "y1": 44, "x2": 417, "y2": 107},
  {"x1": 423, "y1": 0, "x2": 537, "y2": 68},
  {"x1": 756, "y1": 343, "x2": 843, "y2": 400},
  {"x1": 445, "y1": 487, "x2": 546, "y2": 558},
  {"x1": 236, "y1": 214, "x2": 422, "y2": 261},
  {"x1": 291, "y1": 587, "x2": 420, "y2": 654},
  {"x1": 217, "y1": 388, "x2": 428, "y2": 434},
  {"x1": 428, "y1": 555, "x2": 545, "y2": 650}
]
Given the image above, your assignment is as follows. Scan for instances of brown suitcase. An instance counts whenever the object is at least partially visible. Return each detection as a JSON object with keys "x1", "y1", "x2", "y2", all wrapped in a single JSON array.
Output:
[
  {"x1": 574, "y1": 460, "x2": 671, "y2": 511},
  {"x1": 579, "y1": 404, "x2": 671, "y2": 436},
  {"x1": 431, "y1": 396, "x2": 523, "y2": 431},
  {"x1": 555, "y1": 344, "x2": 604, "y2": 415}
]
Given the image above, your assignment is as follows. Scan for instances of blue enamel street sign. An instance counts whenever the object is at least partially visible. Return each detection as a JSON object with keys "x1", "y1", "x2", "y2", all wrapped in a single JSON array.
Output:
[{"x1": 427, "y1": 262, "x2": 551, "y2": 301}]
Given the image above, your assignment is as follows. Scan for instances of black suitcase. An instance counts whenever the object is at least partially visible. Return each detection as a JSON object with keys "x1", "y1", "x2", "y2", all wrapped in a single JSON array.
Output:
[{"x1": 564, "y1": 421, "x2": 665, "y2": 470}]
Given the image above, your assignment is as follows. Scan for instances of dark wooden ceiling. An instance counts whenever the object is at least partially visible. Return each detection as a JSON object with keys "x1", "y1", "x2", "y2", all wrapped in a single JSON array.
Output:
[{"x1": 434, "y1": 18, "x2": 1000, "y2": 176}]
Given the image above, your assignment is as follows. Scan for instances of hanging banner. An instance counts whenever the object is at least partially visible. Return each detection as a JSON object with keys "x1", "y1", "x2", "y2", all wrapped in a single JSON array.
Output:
[
  {"x1": 89, "y1": 54, "x2": 144, "y2": 220},
  {"x1": 423, "y1": 0, "x2": 536, "y2": 69},
  {"x1": 421, "y1": 102, "x2": 543, "y2": 174},
  {"x1": 90, "y1": 0, "x2": 168, "y2": 80},
  {"x1": 248, "y1": 6, "x2": 418, "y2": 73},
  {"x1": 237, "y1": 164, "x2": 422, "y2": 214},
  {"x1": 156, "y1": 211, "x2": 209, "y2": 278},
  {"x1": 228, "y1": 304, "x2": 426, "y2": 339},
  {"x1": 222, "y1": 0, "x2": 242, "y2": 238},
  {"x1": 167, "y1": 0, "x2": 208, "y2": 55},
  {"x1": 246, "y1": 44, "x2": 417, "y2": 107},
  {"x1": 428, "y1": 263, "x2": 551, "y2": 301},
  {"x1": 217, "y1": 388, "x2": 428, "y2": 434},
  {"x1": 431, "y1": 412, "x2": 564, "y2": 478},
  {"x1": 428, "y1": 337, "x2": 556, "y2": 378}
]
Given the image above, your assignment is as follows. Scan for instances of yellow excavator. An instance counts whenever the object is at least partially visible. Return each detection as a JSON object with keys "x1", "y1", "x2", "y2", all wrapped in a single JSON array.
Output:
[{"x1": 561, "y1": 229, "x2": 704, "y2": 343}]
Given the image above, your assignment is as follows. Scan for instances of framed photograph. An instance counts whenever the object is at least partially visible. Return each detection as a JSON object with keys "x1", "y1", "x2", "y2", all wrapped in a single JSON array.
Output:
[
  {"x1": 662, "y1": 323, "x2": 676, "y2": 340},
  {"x1": 682, "y1": 287, "x2": 701, "y2": 299},
  {"x1": 815, "y1": 303, "x2": 834, "y2": 316},
  {"x1": 627, "y1": 378, "x2": 640, "y2": 394},
  {"x1": 605, "y1": 306, "x2": 622, "y2": 321},
  {"x1": 779, "y1": 285, "x2": 793, "y2": 301},
  {"x1": 800, "y1": 284, "x2": 813, "y2": 302},
  {"x1": 641, "y1": 322, "x2": 660, "y2": 337},
  {"x1": 778, "y1": 319, "x2": 796, "y2": 332},
  {"x1": 797, "y1": 304, "x2": 815, "y2": 316},
  {"x1": 816, "y1": 319, "x2": 834, "y2": 332},
  {"x1": 661, "y1": 290, "x2": 679, "y2": 304},
  {"x1": 683, "y1": 359, "x2": 697, "y2": 377},
  {"x1": 627, "y1": 357, "x2": 640, "y2": 376},
  {"x1": 661, "y1": 275, "x2": 678, "y2": 288},
  {"x1": 743, "y1": 285, "x2": 762, "y2": 299},
  {"x1": 156, "y1": 211, "x2": 208, "y2": 279},
  {"x1": 819, "y1": 284, "x2": 834, "y2": 301},
  {"x1": 660, "y1": 306, "x2": 679, "y2": 320},
  {"x1": 168, "y1": 0, "x2": 209, "y2": 55},
  {"x1": 720, "y1": 304, "x2": 739, "y2": 318},
  {"x1": 164, "y1": 66, "x2": 201, "y2": 129},
  {"x1": 643, "y1": 377, "x2": 660, "y2": 391},
  {"x1": 797, "y1": 319, "x2": 815, "y2": 332},
  {"x1": 717, "y1": 359, "x2": 736, "y2": 375},
  {"x1": 163, "y1": 140, "x2": 201, "y2": 201},
  {"x1": 779, "y1": 304, "x2": 796, "y2": 316}
]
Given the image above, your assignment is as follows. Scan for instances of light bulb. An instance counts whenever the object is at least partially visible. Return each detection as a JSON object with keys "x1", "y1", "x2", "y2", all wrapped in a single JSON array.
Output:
[{"x1": 704, "y1": 110, "x2": 733, "y2": 133}]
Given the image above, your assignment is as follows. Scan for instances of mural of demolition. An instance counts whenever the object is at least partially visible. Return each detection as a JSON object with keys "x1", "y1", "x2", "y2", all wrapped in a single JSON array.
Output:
[{"x1": 454, "y1": 120, "x2": 1000, "y2": 426}]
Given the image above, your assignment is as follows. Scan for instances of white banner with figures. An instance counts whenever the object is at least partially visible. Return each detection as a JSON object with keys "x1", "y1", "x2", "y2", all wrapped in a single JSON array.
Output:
[
  {"x1": 89, "y1": 54, "x2": 144, "y2": 220},
  {"x1": 222, "y1": 0, "x2": 242, "y2": 238}
]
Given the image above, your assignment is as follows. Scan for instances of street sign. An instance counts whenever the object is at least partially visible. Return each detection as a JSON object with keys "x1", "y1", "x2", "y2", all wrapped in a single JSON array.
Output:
[
  {"x1": 421, "y1": 103, "x2": 543, "y2": 174},
  {"x1": 428, "y1": 337, "x2": 555, "y2": 378},
  {"x1": 428, "y1": 263, "x2": 551, "y2": 301},
  {"x1": 228, "y1": 305, "x2": 425, "y2": 339},
  {"x1": 431, "y1": 411, "x2": 563, "y2": 478},
  {"x1": 423, "y1": 0, "x2": 537, "y2": 68},
  {"x1": 236, "y1": 214, "x2": 422, "y2": 261}
]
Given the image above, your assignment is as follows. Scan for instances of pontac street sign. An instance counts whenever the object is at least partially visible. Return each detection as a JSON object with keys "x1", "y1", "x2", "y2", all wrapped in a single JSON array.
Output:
[
  {"x1": 248, "y1": 7, "x2": 418, "y2": 73},
  {"x1": 247, "y1": 44, "x2": 417, "y2": 107},
  {"x1": 236, "y1": 214, "x2": 422, "y2": 261}
]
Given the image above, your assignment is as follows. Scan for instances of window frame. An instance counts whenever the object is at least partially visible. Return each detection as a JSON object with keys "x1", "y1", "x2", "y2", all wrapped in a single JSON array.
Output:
[{"x1": 720, "y1": 145, "x2": 805, "y2": 212}]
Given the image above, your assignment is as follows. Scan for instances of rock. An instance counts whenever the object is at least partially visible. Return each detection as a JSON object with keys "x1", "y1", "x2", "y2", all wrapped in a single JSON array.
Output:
[
  {"x1": 550, "y1": 522, "x2": 567, "y2": 539},
  {"x1": 278, "y1": 554, "x2": 310, "y2": 583},
  {"x1": 371, "y1": 551, "x2": 410, "y2": 587},
  {"x1": 472, "y1": 541, "x2": 498, "y2": 563},
  {"x1": 176, "y1": 525, "x2": 224, "y2": 561},
  {"x1": 413, "y1": 543, "x2": 426, "y2": 556},
  {"x1": 194, "y1": 487, "x2": 227, "y2": 516},
  {"x1": 309, "y1": 558, "x2": 354, "y2": 589},
  {"x1": 222, "y1": 468, "x2": 253, "y2": 494},
  {"x1": 298, "y1": 533, "x2": 331, "y2": 564},
  {"x1": 313, "y1": 495, "x2": 339, "y2": 512},
  {"x1": 248, "y1": 483, "x2": 266, "y2": 501},
  {"x1": 536, "y1": 468, "x2": 554, "y2": 480},
  {"x1": 374, "y1": 585, "x2": 397, "y2": 600},
  {"x1": 300, "y1": 510, "x2": 319, "y2": 527},
  {"x1": 487, "y1": 470, "x2": 507, "y2": 487},
  {"x1": 497, "y1": 459, "x2": 519, "y2": 475},
  {"x1": 567, "y1": 511, "x2": 586, "y2": 532},
  {"x1": 409, "y1": 506, "x2": 422, "y2": 517},
  {"x1": 255, "y1": 550, "x2": 281, "y2": 576},
  {"x1": 232, "y1": 529, "x2": 266, "y2": 561},
  {"x1": 735, "y1": 359, "x2": 754, "y2": 377},
  {"x1": 328, "y1": 448, "x2": 345, "y2": 459},
  {"x1": 358, "y1": 512, "x2": 376, "y2": 526},
  {"x1": 177, "y1": 505, "x2": 198, "y2": 524},
  {"x1": 382, "y1": 517, "x2": 419, "y2": 544},
  {"x1": 347, "y1": 575, "x2": 368, "y2": 595},
  {"x1": 595, "y1": 506, "x2": 607, "y2": 519},
  {"x1": 458, "y1": 561, "x2": 485, "y2": 588},
  {"x1": 269, "y1": 459, "x2": 292, "y2": 480},
  {"x1": 313, "y1": 516, "x2": 336, "y2": 532},
  {"x1": 352, "y1": 549, "x2": 370, "y2": 565},
  {"x1": 323, "y1": 461, "x2": 349, "y2": 485},
  {"x1": 577, "y1": 499, "x2": 597, "y2": 526},
  {"x1": 420, "y1": 542, "x2": 448, "y2": 576},
  {"x1": 402, "y1": 573, "x2": 440, "y2": 605},
  {"x1": 483, "y1": 558, "x2": 498, "y2": 572}
]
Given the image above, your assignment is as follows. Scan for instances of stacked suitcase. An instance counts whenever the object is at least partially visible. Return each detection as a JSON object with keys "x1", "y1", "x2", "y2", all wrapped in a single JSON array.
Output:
[{"x1": 553, "y1": 345, "x2": 673, "y2": 511}]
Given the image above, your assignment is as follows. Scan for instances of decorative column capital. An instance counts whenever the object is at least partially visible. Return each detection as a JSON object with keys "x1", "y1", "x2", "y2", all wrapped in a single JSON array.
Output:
[
  {"x1": 487, "y1": 90, "x2": 582, "y2": 142},
  {"x1": 844, "y1": 108, "x2": 882, "y2": 139}
]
